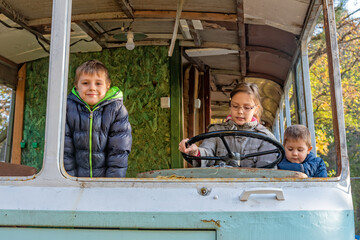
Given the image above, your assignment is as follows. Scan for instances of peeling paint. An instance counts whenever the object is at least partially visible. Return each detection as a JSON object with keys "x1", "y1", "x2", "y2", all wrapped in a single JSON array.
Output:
[
  {"x1": 156, "y1": 174, "x2": 187, "y2": 180},
  {"x1": 201, "y1": 219, "x2": 221, "y2": 228}
]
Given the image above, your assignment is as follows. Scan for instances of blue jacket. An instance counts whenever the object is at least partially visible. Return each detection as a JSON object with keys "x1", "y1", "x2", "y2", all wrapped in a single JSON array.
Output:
[
  {"x1": 64, "y1": 86, "x2": 132, "y2": 177},
  {"x1": 277, "y1": 151, "x2": 327, "y2": 177}
]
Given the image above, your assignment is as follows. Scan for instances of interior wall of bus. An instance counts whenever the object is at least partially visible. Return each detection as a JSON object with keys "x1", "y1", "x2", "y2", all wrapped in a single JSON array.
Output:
[{"x1": 19, "y1": 46, "x2": 177, "y2": 177}]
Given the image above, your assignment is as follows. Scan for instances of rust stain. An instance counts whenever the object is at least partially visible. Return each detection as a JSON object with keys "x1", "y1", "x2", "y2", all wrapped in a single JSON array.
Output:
[
  {"x1": 201, "y1": 219, "x2": 221, "y2": 227},
  {"x1": 156, "y1": 174, "x2": 187, "y2": 180},
  {"x1": 243, "y1": 168, "x2": 259, "y2": 173}
]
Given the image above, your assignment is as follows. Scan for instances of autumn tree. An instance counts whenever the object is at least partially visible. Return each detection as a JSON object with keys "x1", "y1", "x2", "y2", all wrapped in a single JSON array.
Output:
[
  {"x1": 0, "y1": 85, "x2": 12, "y2": 137},
  {"x1": 0, "y1": 84, "x2": 12, "y2": 161},
  {"x1": 308, "y1": 2, "x2": 360, "y2": 168},
  {"x1": 308, "y1": 1, "x2": 360, "y2": 232}
]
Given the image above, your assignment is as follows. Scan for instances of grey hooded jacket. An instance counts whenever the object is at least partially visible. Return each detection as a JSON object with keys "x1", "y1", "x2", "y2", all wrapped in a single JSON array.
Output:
[{"x1": 195, "y1": 120, "x2": 279, "y2": 168}]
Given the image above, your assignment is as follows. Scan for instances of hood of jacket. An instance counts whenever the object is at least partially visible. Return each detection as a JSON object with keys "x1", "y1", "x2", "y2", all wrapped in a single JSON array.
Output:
[{"x1": 69, "y1": 86, "x2": 123, "y2": 111}]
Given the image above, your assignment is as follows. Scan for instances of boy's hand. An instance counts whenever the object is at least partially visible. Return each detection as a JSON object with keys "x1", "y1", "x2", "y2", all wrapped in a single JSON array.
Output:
[
  {"x1": 294, "y1": 172, "x2": 308, "y2": 178},
  {"x1": 179, "y1": 138, "x2": 199, "y2": 156}
]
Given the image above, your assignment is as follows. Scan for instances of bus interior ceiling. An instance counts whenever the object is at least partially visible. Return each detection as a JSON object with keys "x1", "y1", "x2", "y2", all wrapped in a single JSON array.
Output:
[{"x1": 0, "y1": 0, "x2": 320, "y2": 128}]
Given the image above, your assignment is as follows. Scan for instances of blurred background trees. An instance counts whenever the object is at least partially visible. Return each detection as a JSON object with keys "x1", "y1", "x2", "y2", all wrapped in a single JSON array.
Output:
[
  {"x1": 0, "y1": 85, "x2": 12, "y2": 161},
  {"x1": 308, "y1": 0, "x2": 360, "y2": 232}
]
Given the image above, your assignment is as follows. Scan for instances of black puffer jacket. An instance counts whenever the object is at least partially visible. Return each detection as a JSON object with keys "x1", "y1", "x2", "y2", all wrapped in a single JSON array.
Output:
[{"x1": 64, "y1": 86, "x2": 132, "y2": 177}]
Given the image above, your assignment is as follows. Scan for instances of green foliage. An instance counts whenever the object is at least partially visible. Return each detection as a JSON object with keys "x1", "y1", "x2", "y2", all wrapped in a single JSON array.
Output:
[
  {"x1": 22, "y1": 46, "x2": 171, "y2": 177},
  {"x1": 352, "y1": 179, "x2": 360, "y2": 234},
  {"x1": 22, "y1": 58, "x2": 49, "y2": 170},
  {"x1": 327, "y1": 169, "x2": 336, "y2": 177}
]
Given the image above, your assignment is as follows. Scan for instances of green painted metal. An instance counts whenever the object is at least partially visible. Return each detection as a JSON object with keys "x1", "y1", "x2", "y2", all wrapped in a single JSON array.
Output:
[
  {"x1": 136, "y1": 167, "x2": 307, "y2": 178},
  {"x1": 0, "y1": 210, "x2": 354, "y2": 240},
  {"x1": 0, "y1": 228, "x2": 215, "y2": 240},
  {"x1": 169, "y1": 41, "x2": 183, "y2": 168}
]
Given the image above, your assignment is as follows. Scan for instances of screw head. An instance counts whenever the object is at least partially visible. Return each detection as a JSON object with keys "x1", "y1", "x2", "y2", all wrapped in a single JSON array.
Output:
[{"x1": 199, "y1": 187, "x2": 211, "y2": 196}]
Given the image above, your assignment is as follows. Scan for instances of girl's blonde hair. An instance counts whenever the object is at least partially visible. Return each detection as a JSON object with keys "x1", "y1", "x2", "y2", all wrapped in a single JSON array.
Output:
[
  {"x1": 230, "y1": 82, "x2": 263, "y2": 122},
  {"x1": 74, "y1": 59, "x2": 110, "y2": 86}
]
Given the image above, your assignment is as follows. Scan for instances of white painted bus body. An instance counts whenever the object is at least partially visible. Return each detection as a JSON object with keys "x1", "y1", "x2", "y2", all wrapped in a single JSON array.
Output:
[{"x1": 0, "y1": 0, "x2": 354, "y2": 239}]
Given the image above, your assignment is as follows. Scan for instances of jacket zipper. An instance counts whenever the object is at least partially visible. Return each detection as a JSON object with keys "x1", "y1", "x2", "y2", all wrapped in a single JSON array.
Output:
[{"x1": 89, "y1": 110, "x2": 94, "y2": 177}]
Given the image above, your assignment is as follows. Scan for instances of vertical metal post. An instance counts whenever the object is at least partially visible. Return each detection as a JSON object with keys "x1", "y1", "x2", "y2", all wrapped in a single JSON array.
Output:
[
  {"x1": 236, "y1": 0, "x2": 247, "y2": 78},
  {"x1": 187, "y1": 67, "x2": 195, "y2": 138},
  {"x1": 5, "y1": 91, "x2": 16, "y2": 163},
  {"x1": 279, "y1": 100, "x2": 284, "y2": 143},
  {"x1": 291, "y1": 70, "x2": 300, "y2": 124},
  {"x1": 204, "y1": 67, "x2": 211, "y2": 131},
  {"x1": 294, "y1": 60, "x2": 307, "y2": 125},
  {"x1": 40, "y1": 0, "x2": 72, "y2": 178},
  {"x1": 322, "y1": 0, "x2": 348, "y2": 178},
  {"x1": 301, "y1": 42, "x2": 317, "y2": 154},
  {"x1": 284, "y1": 80, "x2": 292, "y2": 127},
  {"x1": 170, "y1": 41, "x2": 183, "y2": 168},
  {"x1": 273, "y1": 110, "x2": 280, "y2": 141}
]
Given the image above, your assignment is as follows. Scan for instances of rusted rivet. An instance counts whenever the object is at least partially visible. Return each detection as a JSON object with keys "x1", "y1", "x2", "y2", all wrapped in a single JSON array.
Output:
[{"x1": 199, "y1": 187, "x2": 211, "y2": 196}]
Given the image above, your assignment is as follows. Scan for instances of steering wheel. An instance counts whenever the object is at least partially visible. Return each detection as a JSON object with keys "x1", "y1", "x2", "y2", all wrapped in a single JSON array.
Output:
[{"x1": 182, "y1": 130, "x2": 284, "y2": 168}]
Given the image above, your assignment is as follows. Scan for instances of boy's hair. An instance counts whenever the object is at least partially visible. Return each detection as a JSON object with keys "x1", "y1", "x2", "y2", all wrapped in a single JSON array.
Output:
[
  {"x1": 283, "y1": 124, "x2": 312, "y2": 147},
  {"x1": 229, "y1": 82, "x2": 263, "y2": 121},
  {"x1": 75, "y1": 60, "x2": 110, "y2": 86}
]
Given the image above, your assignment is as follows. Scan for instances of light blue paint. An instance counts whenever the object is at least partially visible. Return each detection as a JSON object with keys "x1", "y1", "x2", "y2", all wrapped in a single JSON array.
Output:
[
  {"x1": 0, "y1": 209, "x2": 354, "y2": 240},
  {"x1": 0, "y1": 228, "x2": 215, "y2": 240}
]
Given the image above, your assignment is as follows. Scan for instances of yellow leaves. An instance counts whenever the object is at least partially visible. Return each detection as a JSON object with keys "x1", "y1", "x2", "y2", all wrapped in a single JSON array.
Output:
[
  {"x1": 327, "y1": 169, "x2": 336, "y2": 177},
  {"x1": 316, "y1": 129, "x2": 330, "y2": 155}
]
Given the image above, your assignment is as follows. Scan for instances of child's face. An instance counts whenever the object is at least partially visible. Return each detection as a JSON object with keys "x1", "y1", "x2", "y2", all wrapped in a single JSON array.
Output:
[
  {"x1": 230, "y1": 92, "x2": 258, "y2": 125},
  {"x1": 284, "y1": 138, "x2": 312, "y2": 163},
  {"x1": 76, "y1": 71, "x2": 110, "y2": 107}
]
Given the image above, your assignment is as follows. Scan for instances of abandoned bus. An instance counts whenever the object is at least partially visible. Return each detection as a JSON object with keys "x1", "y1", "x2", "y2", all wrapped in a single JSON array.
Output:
[{"x1": 0, "y1": 0, "x2": 355, "y2": 239}]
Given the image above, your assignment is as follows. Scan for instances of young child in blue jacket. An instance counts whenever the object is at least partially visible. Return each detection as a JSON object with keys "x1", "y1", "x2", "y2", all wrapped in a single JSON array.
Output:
[
  {"x1": 278, "y1": 124, "x2": 327, "y2": 177},
  {"x1": 64, "y1": 60, "x2": 132, "y2": 177}
]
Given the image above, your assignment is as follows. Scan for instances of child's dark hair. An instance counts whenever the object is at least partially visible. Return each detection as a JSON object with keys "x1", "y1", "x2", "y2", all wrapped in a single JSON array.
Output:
[
  {"x1": 283, "y1": 124, "x2": 312, "y2": 147},
  {"x1": 229, "y1": 82, "x2": 263, "y2": 121},
  {"x1": 75, "y1": 60, "x2": 110, "y2": 86}
]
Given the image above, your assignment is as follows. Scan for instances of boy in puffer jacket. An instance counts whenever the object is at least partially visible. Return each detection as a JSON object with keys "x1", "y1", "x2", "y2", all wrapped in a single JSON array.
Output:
[
  {"x1": 278, "y1": 125, "x2": 327, "y2": 177},
  {"x1": 64, "y1": 60, "x2": 132, "y2": 177}
]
